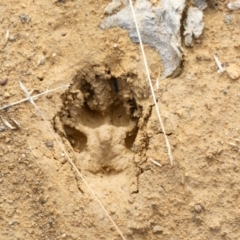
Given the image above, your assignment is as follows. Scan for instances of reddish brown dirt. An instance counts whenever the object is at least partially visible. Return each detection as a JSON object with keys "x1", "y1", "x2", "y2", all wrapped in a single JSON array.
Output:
[{"x1": 1, "y1": 0, "x2": 240, "y2": 239}]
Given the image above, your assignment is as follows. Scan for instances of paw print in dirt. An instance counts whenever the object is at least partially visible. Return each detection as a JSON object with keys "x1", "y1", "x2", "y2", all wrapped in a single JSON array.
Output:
[{"x1": 57, "y1": 65, "x2": 140, "y2": 173}]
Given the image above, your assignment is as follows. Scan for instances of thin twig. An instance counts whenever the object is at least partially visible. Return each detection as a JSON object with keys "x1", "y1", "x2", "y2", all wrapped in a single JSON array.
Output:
[
  {"x1": 129, "y1": 0, "x2": 174, "y2": 165},
  {"x1": 0, "y1": 84, "x2": 69, "y2": 111},
  {"x1": 150, "y1": 157, "x2": 162, "y2": 167},
  {"x1": 214, "y1": 54, "x2": 224, "y2": 73},
  {"x1": 19, "y1": 81, "x2": 126, "y2": 240},
  {"x1": 5, "y1": 29, "x2": 9, "y2": 44},
  {"x1": 32, "y1": 155, "x2": 43, "y2": 172},
  {"x1": 0, "y1": 116, "x2": 15, "y2": 129}
]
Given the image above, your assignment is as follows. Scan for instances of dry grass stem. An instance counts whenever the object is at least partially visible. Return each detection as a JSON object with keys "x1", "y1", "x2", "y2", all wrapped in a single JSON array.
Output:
[
  {"x1": 214, "y1": 54, "x2": 224, "y2": 73},
  {"x1": 0, "y1": 84, "x2": 69, "y2": 111},
  {"x1": 0, "y1": 116, "x2": 16, "y2": 130},
  {"x1": 5, "y1": 29, "x2": 9, "y2": 43},
  {"x1": 129, "y1": 0, "x2": 174, "y2": 165},
  {"x1": 150, "y1": 157, "x2": 162, "y2": 167},
  {"x1": 19, "y1": 82, "x2": 126, "y2": 240},
  {"x1": 10, "y1": 117, "x2": 21, "y2": 128}
]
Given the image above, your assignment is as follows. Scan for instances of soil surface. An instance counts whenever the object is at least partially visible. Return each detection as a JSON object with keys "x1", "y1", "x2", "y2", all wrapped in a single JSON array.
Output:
[{"x1": 1, "y1": 0, "x2": 240, "y2": 240}]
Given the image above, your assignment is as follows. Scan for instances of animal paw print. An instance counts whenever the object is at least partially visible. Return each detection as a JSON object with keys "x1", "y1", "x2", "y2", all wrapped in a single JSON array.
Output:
[{"x1": 58, "y1": 65, "x2": 139, "y2": 173}]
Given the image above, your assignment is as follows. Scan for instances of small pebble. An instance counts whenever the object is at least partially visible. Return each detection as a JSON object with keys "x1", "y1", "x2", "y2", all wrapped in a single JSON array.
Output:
[
  {"x1": 186, "y1": 74, "x2": 192, "y2": 80},
  {"x1": 227, "y1": 2, "x2": 240, "y2": 11},
  {"x1": 152, "y1": 225, "x2": 163, "y2": 234},
  {"x1": 194, "y1": 204, "x2": 203, "y2": 213},
  {"x1": 226, "y1": 64, "x2": 240, "y2": 80},
  {"x1": 45, "y1": 141, "x2": 53, "y2": 148},
  {"x1": 46, "y1": 93, "x2": 53, "y2": 99},
  {"x1": 9, "y1": 220, "x2": 18, "y2": 226},
  {"x1": 196, "y1": 53, "x2": 211, "y2": 61},
  {"x1": 224, "y1": 14, "x2": 233, "y2": 25},
  {"x1": 37, "y1": 73, "x2": 44, "y2": 81},
  {"x1": 0, "y1": 126, "x2": 5, "y2": 132},
  {"x1": 0, "y1": 179, "x2": 3, "y2": 183},
  {"x1": 0, "y1": 78, "x2": 8, "y2": 86},
  {"x1": 4, "y1": 92, "x2": 10, "y2": 98},
  {"x1": 126, "y1": 229, "x2": 133, "y2": 236},
  {"x1": 37, "y1": 55, "x2": 46, "y2": 66},
  {"x1": 8, "y1": 164, "x2": 15, "y2": 170}
]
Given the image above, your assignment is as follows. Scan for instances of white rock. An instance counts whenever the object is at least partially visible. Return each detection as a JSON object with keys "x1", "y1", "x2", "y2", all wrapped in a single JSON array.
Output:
[
  {"x1": 227, "y1": 2, "x2": 240, "y2": 11},
  {"x1": 153, "y1": 225, "x2": 163, "y2": 234},
  {"x1": 184, "y1": 7, "x2": 204, "y2": 47}
]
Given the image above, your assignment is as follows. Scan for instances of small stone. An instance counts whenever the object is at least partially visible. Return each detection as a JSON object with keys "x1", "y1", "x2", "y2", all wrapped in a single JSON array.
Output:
[
  {"x1": 46, "y1": 93, "x2": 53, "y2": 99},
  {"x1": 128, "y1": 197, "x2": 134, "y2": 204},
  {"x1": 186, "y1": 74, "x2": 192, "y2": 80},
  {"x1": 0, "y1": 126, "x2": 5, "y2": 132},
  {"x1": 9, "y1": 34, "x2": 18, "y2": 41},
  {"x1": 152, "y1": 225, "x2": 163, "y2": 234},
  {"x1": 19, "y1": 14, "x2": 30, "y2": 23},
  {"x1": 61, "y1": 32, "x2": 67, "y2": 36},
  {"x1": 9, "y1": 220, "x2": 18, "y2": 226},
  {"x1": 227, "y1": 2, "x2": 240, "y2": 11},
  {"x1": 4, "y1": 91, "x2": 10, "y2": 98},
  {"x1": 0, "y1": 78, "x2": 8, "y2": 86},
  {"x1": 224, "y1": 14, "x2": 233, "y2": 25},
  {"x1": 45, "y1": 141, "x2": 53, "y2": 148},
  {"x1": 194, "y1": 204, "x2": 203, "y2": 213},
  {"x1": 37, "y1": 55, "x2": 46, "y2": 66},
  {"x1": 8, "y1": 164, "x2": 15, "y2": 170},
  {"x1": 196, "y1": 52, "x2": 211, "y2": 61},
  {"x1": 62, "y1": 233, "x2": 67, "y2": 238},
  {"x1": 126, "y1": 229, "x2": 133, "y2": 236},
  {"x1": 226, "y1": 64, "x2": 240, "y2": 80},
  {"x1": 0, "y1": 179, "x2": 3, "y2": 183},
  {"x1": 37, "y1": 73, "x2": 44, "y2": 81}
]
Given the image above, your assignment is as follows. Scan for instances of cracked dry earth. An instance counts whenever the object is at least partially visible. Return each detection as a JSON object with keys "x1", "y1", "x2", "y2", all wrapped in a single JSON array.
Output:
[{"x1": 1, "y1": 0, "x2": 240, "y2": 240}]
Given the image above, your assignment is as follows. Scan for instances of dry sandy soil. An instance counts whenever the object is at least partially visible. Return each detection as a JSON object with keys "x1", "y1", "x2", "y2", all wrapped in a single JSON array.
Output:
[{"x1": 1, "y1": 0, "x2": 240, "y2": 239}]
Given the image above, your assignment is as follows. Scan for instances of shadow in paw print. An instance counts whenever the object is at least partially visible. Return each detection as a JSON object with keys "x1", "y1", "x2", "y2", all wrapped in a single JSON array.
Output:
[
  {"x1": 63, "y1": 125, "x2": 87, "y2": 153},
  {"x1": 58, "y1": 65, "x2": 140, "y2": 173}
]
